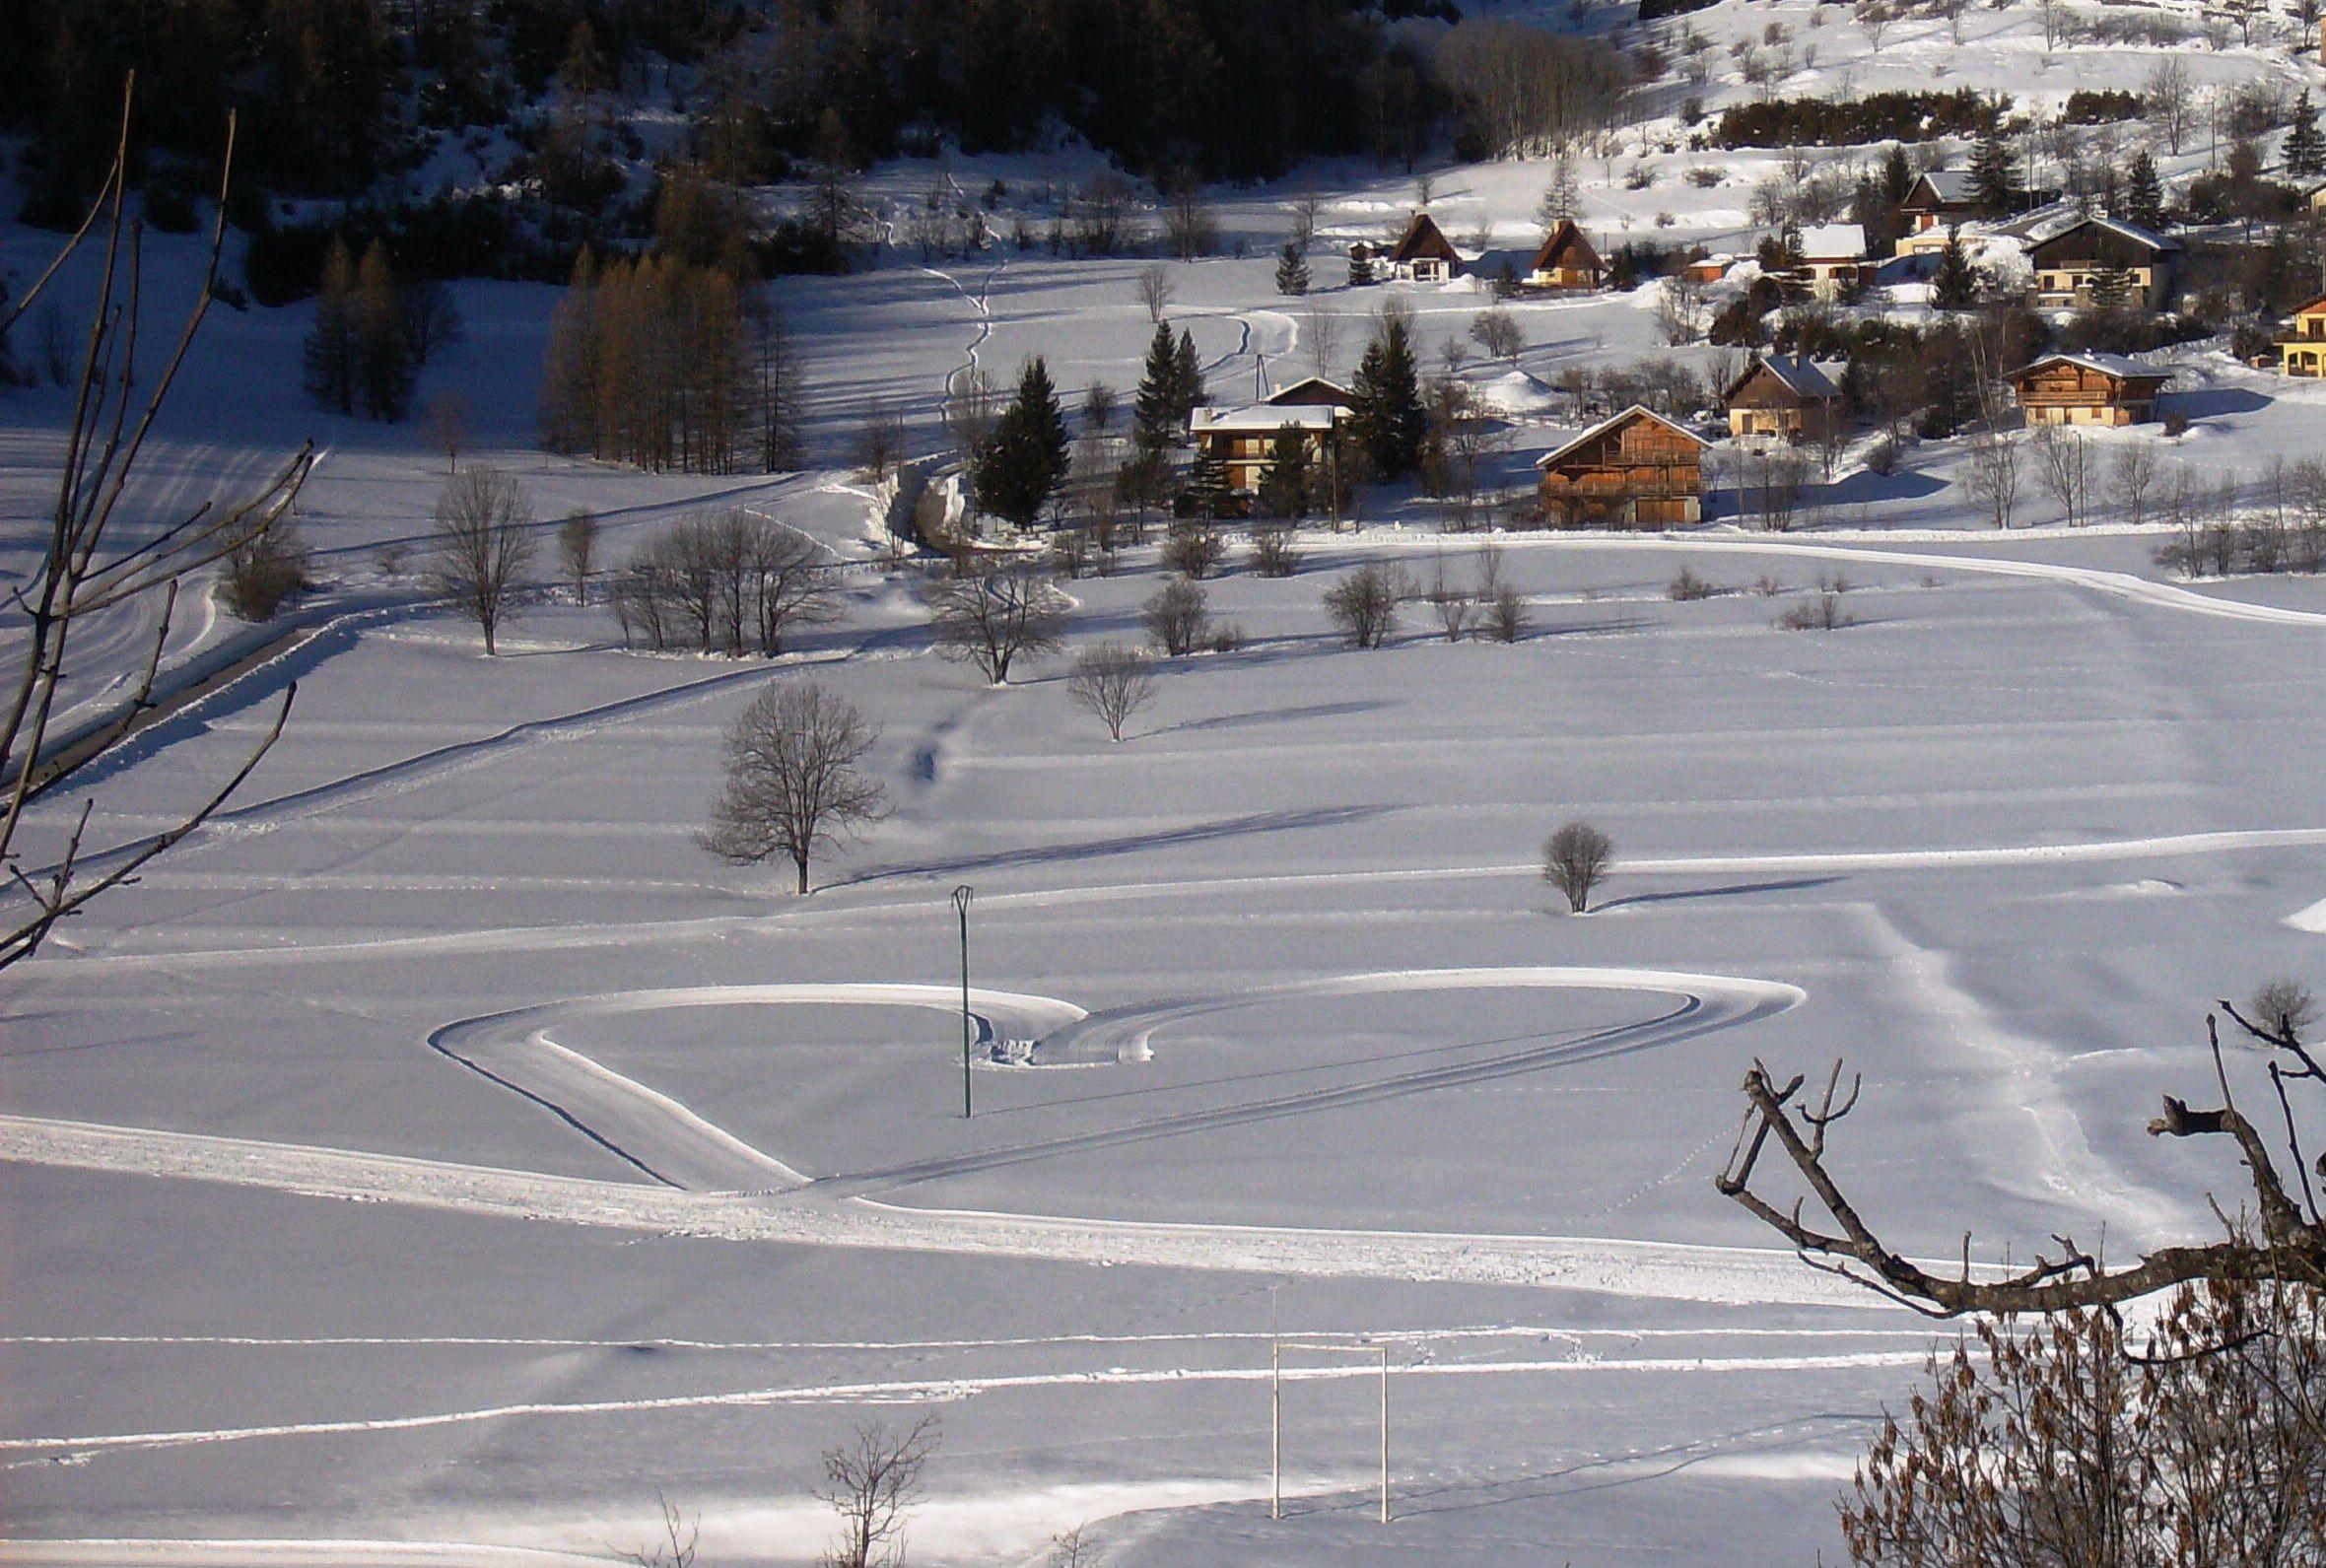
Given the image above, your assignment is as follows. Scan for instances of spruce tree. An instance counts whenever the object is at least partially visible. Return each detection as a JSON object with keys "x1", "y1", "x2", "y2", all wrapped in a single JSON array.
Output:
[
  {"x1": 354, "y1": 239, "x2": 415, "y2": 422},
  {"x1": 1881, "y1": 142, "x2": 1913, "y2": 206},
  {"x1": 2088, "y1": 256, "x2": 2133, "y2": 313},
  {"x1": 1257, "y1": 425, "x2": 1313, "y2": 520},
  {"x1": 2288, "y1": 92, "x2": 2325, "y2": 181},
  {"x1": 1275, "y1": 240, "x2": 1311, "y2": 297},
  {"x1": 1348, "y1": 314, "x2": 1425, "y2": 479},
  {"x1": 1931, "y1": 228, "x2": 1976, "y2": 309},
  {"x1": 1183, "y1": 443, "x2": 1232, "y2": 521},
  {"x1": 302, "y1": 235, "x2": 359, "y2": 416},
  {"x1": 1173, "y1": 328, "x2": 1205, "y2": 423},
  {"x1": 973, "y1": 357, "x2": 1071, "y2": 529},
  {"x1": 1130, "y1": 322, "x2": 1181, "y2": 451},
  {"x1": 2121, "y1": 150, "x2": 2165, "y2": 231},
  {"x1": 1968, "y1": 128, "x2": 2019, "y2": 218}
]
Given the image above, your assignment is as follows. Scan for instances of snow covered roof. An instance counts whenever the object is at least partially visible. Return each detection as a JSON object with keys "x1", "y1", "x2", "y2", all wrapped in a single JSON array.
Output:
[
  {"x1": 1730, "y1": 354, "x2": 1842, "y2": 401},
  {"x1": 1797, "y1": 224, "x2": 1866, "y2": 260},
  {"x1": 1264, "y1": 375, "x2": 1354, "y2": 407},
  {"x1": 2009, "y1": 352, "x2": 2170, "y2": 383},
  {"x1": 1534, "y1": 405, "x2": 1707, "y2": 469},
  {"x1": 1191, "y1": 404, "x2": 1342, "y2": 434},
  {"x1": 2025, "y1": 215, "x2": 2180, "y2": 255}
]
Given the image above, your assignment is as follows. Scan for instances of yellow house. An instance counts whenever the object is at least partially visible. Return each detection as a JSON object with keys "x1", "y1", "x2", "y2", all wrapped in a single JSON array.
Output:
[{"x1": 2281, "y1": 293, "x2": 2326, "y2": 377}]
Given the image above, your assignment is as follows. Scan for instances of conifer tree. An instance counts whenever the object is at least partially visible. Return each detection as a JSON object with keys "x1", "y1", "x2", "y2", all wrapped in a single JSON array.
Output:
[
  {"x1": 2088, "y1": 256, "x2": 2133, "y2": 313},
  {"x1": 1257, "y1": 425, "x2": 1313, "y2": 520},
  {"x1": 2121, "y1": 150, "x2": 2166, "y2": 231},
  {"x1": 1182, "y1": 443, "x2": 1232, "y2": 520},
  {"x1": 1348, "y1": 312, "x2": 1425, "y2": 479},
  {"x1": 355, "y1": 240, "x2": 415, "y2": 423},
  {"x1": 973, "y1": 357, "x2": 1071, "y2": 529},
  {"x1": 1130, "y1": 322, "x2": 1181, "y2": 452},
  {"x1": 2288, "y1": 92, "x2": 2325, "y2": 181},
  {"x1": 1173, "y1": 328, "x2": 1205, "y2": 423},
  {"x1": 301, "y1": 235, "x2": 359, "y2": 416},
  {"x1": 1931, "y1": 227, "x2": 1977, "y2": 309},
  {"x1": 1275, "y1": 240, "x2": 1311, "y2": 297},
  {"x1": 1968, "y1": 127, "x2": 2019, "y2": 218},
  {"x1": 1881, "y1": 142, "x2": 1913, "y2": 206}
]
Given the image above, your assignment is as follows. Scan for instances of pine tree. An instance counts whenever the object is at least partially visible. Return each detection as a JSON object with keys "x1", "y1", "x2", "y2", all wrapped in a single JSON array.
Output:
[
  {"x1": 973, "y1": 357, "x2": 1071, "y2": 529},
  {"x1": 1932, "y1": 227, "x2": 1976, "y2": 309},
  {"x1": 1274, "y1": 240, "x2": 1311, "y2": 297},
  {"x1": 1348, "y1": 314, "x2": 1425, "y2": 479},
  {"x1": 2088, "y1": 256, "x2": 2133, "y2": 313},
  {"x1": 1130, "y1": 322, "x2": 1181, "y2": 452},
  {"x1": 1881, "y1": 142, "x2": 1913, "y2": 206},
  {"x1": 302, "y1": 235, "x2": 359, "y2": 416},
  {"x1": 2288, "y1": 92, "x2": 2325, "y2": 181},
  {"x1": 1173, "y1": 328, "x2": 1205, "y2": 423},
  {"x1": 1536, "y1": 161, "x2": 1581, "y2": 235},
  {"x1": 1256, "y1": 424, "x2": 1313, "y2": 520},
  {"x1": 1968, "y1": 128, "x2": 2019, "y2": 218},
  {"x1": 1182, "y1": 443, "x2": 1232, "y2": 520},
  {"x1": 354, "y1": 239, "x2": 414, "y2": 422},
  {"x1": 2121, "y1": 150, "x2": 2165, "y2": 231}
]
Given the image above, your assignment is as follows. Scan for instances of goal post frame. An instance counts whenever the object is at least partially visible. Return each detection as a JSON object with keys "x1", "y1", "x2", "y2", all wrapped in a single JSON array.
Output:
[{"x1": 1270, "y1": 1336, "x2": 1391, "y2": 1525}]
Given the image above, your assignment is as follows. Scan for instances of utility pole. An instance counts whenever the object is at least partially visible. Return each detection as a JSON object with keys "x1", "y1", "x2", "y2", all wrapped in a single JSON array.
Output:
[{"x1": 953, "y1": 884, "x2": 975, "y2": 1118}]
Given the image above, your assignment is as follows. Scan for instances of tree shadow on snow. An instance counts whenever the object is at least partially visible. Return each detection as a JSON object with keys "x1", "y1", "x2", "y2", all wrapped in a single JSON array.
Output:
[{"x1": 1591, "y1": 875, "x2": 1842, "y2": 915}]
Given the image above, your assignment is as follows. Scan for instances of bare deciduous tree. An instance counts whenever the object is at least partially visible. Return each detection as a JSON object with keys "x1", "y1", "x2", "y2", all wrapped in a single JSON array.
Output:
[
  {"x1": 700, "y1": 682, "x2": 887, "y2": 895},
  {"x1": 858, "y1": 402, "x2": 908, "y2": 482},
  {"x1": 429, "y1": 468, "x2": 538, "y2": 654},
  {"x1": 2108, "y1": 439, "x2": 2157, "y2": 526},
  {"x1": 1323, "y1": 562, "x2": 1403, "y2": 648},
  {"x1": 1163, "y1": 184, "x2": 1217, "y2": 261},
  {"x1": 2031, "y1": 423, "x2": 2093, "y2": 527},
  {"x1": 1484, "y1": 585, "x2": 1531, "y2": 643},
  {"x1": 558, "y1": 511, "x2": 599, "y2": 606},
  {"x1": 1249, "y1": 526, "x2": 1300, "y2": 578},
  {"x1": 1304, "y1": 307, "x2": 1342, "y2": 377},
  {"x1": 1425, "y1": 556, "x2": 1474, "y2": 642},
  {"x1": 615, "y1": 1490, "x2": 698, "y2": 1568},
  {"x1": 928, "y1": 563, "x2": 1068, "y2": 683},
  {"x1": 1135, "y1": 262, "x2": 1174, "y2": 324},
  {"x1": 1065, "y1": 644, "x2": 1156, "y2": 741},
  {"x1": 0, "y1": 83, "x2": 310, "y2": 975},
  {"x1": 1142, "y1": 579, "x2": 1211, "y2": 657},
  {"x1": 2148, "y1": 59, "x2": 2195, "y2": 156},
  {"x1": 425, "y1": 391, "x2": 469, "y2": 473},
  {"x1": 817, "y1": 1414, "x2": 938, "y2": 1568},
  {"x1": 1542, "y1": 819, "x2": 1613, "y2": 913},
  {"x1": 1962, "y1": 428, "x2": 2021, "y2": 530},
  {"x1": 1469, "y1": 308, "x2": 1525, "y2": 364}
]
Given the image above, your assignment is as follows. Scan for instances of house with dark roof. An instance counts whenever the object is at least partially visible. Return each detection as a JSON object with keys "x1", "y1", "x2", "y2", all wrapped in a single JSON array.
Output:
[
  {"x1": 1384, "y1": 212, "x2": 1462, "y2": 283},
  {"x1": 1723, "y1": 355, "x2": 1844, "y2": 443},
  {"x1": 2006, "y1": 352, "x2": 2170, "y2": 425},
  {"x1": 1536, "y1": 406, "x2": 1708, "y2": 528},
  {"x1": 2025, "y1": 218, "x2": 2180, "y2": 311},
  {"x1": 1527, "y1": 220, "x2": 1602, "y2": 291},
  {"x1": 1264, "y1": 375, "x2": 1355, "y2": 409},
  {"x1": 1898, "y1": 170, "x2": 1978, "y2": 236}
]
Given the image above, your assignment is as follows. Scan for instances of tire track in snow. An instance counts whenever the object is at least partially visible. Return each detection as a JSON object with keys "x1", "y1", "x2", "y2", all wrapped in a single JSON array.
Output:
[{"x1": 917, "y1": 258, "x2": 1003, "y2": 403}]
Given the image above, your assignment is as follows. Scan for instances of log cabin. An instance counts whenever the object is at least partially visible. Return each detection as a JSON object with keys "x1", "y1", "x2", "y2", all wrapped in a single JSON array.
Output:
[
  {"x1": 2025, "y1": 217, "x2": 2179, "y2": 311},
  {"x1": 1723, "y1": 355, "x2": 1844, "y2": 443},
  {"x1": 1536, "y1": 406, "x2": 1708, "y2": 528},
  {"x1": 2280, "y1": 293, "x2": 2326, "y2": 377},
  {"x1": 1527, "y1": 220, "x2": 1603, "y2": 290},
  {"x1": 1385, "y1": 212, "x2": 1462, "y2": 283},
  {"x1": 2006, "y1": 352, "x2": 2170, "y2": 426}
]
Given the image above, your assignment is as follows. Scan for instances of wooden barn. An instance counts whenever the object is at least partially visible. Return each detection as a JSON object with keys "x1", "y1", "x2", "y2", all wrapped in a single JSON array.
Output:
[
  {"x1": 1723, "y1": 355, "x2": 1843, "y2": 443},
  {"x1": 2006, "y1": 352, "x2": 2170, "y2": 426},
  {"x1": 1536, "y1": 406, "x2": 1707, "y2": 528},
  {"x1": 1527, "y1": 220, "x2": 1603, "y2": 290},
  {"x1": 1385, "y1": 212, "x2": 1462, "y2": 283},
  {"x1": 2025, "y1": 217, "x2": 2179, "y2": 311},
  {"x1": 2278, "y1": 293, "x2": 2326, "y2": 377}
]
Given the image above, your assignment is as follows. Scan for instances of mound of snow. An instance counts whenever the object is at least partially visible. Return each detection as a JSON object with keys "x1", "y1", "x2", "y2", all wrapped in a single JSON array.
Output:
[{"x1": 1474, "y1": 369, "x2": 1561, "y2": 417}]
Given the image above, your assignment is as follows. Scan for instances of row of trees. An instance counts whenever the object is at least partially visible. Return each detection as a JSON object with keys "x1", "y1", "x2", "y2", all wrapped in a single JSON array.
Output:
[
  {"x1": 540, "y1": 249, "x2": 803, "y2": 474},
  {"x1": 609, "y1": 513, "x2": 839, "y2": 656},
  {"x1": 302, "y1": 237, "x2": 463, "y2": 423}
]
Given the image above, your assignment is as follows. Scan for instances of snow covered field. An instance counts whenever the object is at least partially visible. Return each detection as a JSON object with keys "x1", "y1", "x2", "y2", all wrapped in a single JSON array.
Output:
[{"x1": 7, "y1": 18, "x2": 2326, "y2": 1552}]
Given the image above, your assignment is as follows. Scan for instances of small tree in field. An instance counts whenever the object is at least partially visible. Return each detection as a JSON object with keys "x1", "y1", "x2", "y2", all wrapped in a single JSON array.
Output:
[
  {"x1": 928, "y1": 563, "x2": 1069, "y2": 683},
  {"x1": 818, "y1": 1415, "x2": 938, "y2": 1568},
  {"x1": 1142, "y1": 579, "x2": 1211, "y2": 656},
  {"x1": 699, "y1": 682, "x2": 887, "y2": 895},
  {"x1": 429, "y1": 468, "x2": 536, "y2": 654},
  {"x1": 558, "y1": 510, "x2": 599, "y2": 605},
  {"x1": 1065, "y1": 644, "x2": 1156, "y2": 741},
  {"x1": 1323, "y1": 561, "x2": 1402, "y2": 648},
  {"x1": 1543, "y1": 819, "x2": 1612, "y2": 913}
]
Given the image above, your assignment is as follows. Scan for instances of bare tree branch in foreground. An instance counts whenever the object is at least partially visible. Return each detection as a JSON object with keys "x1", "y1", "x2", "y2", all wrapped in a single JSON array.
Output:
[
  {"x1": 1720, "y1": 997, "x2": 2326, "y2": 1315},
  {"x1": 0, "y1": 77, "x2": 311, "y2": 976}
]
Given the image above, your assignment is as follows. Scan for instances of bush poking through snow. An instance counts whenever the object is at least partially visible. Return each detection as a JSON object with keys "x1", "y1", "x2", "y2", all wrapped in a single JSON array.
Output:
[
  {"x1": 699, "y1": 683, "x2": 887, "y2": 896},
  {"x1": 1142, "y1": 579, "x2": 1211, "y2": 657},
  {"x1": 1543, "y1": 820, "x2": 1614, "y2": 914},
  {"x1": 218, "y1": 515, "x2": 312, "y2": 622},
  {"x1": 1667, "y1": 566, "x2": 1719, "y2": 601},
  {"x1": 1483, "y1": 585, "x2": 1531, "y2": 643},
  {"x1": 1323, "y1": 562, "x2": 1403, "y2": 649},
  {"x1": 1778, "y1": 590, "x2": 1854, "y2": 632},
  {"x1": 1163, "y1": 523, "x2": 1227, "y2": 579},
  {"x1": 1248, "y1": 527, "x2": 1300, "y2": 578},
  {"x1": 1065, "y1": 645, "x2": 1156, "y2": 742},
  {"x1": 2250, "y1": 980, "x2": 2321, "y2": 1045}
]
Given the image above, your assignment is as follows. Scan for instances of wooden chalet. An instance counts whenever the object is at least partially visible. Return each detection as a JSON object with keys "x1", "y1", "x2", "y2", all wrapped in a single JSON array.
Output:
[
  {"x1": 2006, "y1": 352, "x2": 2169, "y2": 426},
  {"x1": 1535, "y1": 406, "x2": 1707, "y2": 529},
  {"x1": 1190, "y1": 403, "x2": 1341, "y2": 508},
  {"x1": 1724, "y1": 355, "x2": 1843, "y2": 443},
  {"x1": 2025, "y1": 217, "x2": 2179, "y2": 311},
  {"x1": 1897, "y1": 170, "x2": 1978, "y2": 237},
  {"x1": 1527, "y1": 220, "x2": 1603, "y2": 290},
  {"x1": 2279, "y1": 293, "x2": 2326, "y2": 377},
  {"x1": 1386, "y1": 212, "x2": 1462, "y2": 283},
  {"x1": 1796, "y1": 224, "x2": 1873, "y2": 301},
  {"x1": 1264, "y1": 375, "x2": 1355, "y2": 409},
  {"x1": 1679, "y1": 251, "x2": 1736, "y2": 284}
]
